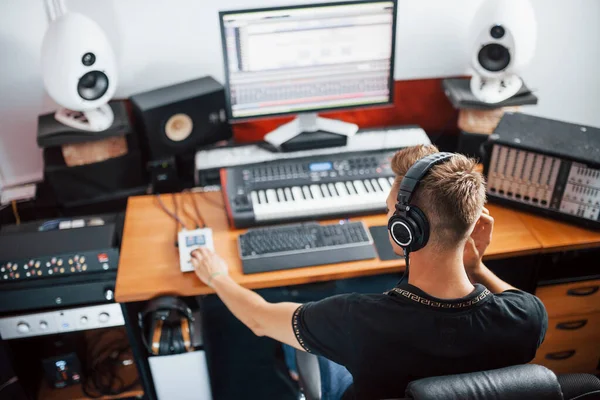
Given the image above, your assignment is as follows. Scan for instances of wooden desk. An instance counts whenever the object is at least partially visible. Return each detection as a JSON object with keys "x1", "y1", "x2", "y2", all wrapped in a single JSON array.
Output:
[
  {"x1": 115, "y1": 192, "x2": 540, "y2": 303},
  {"x1": 516, "y1": 212, "x2": 600, "y2": 253}
]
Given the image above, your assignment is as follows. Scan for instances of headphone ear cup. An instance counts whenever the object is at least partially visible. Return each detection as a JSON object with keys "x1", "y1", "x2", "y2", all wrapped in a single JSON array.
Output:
[
  {"x1": 172, "y1": 324, "x2": 184, "y2": 354},
  {"x1": 161, "y1": 327, "x2": 172, "y2": 355},
  {"x1": 148, "y1": 318, "x2": 159, "y2": 355},
  {"x1": 407, "y1": 207, "x2": 430, "y2": 252},
  {"x1": 388, "y1": 215, "x2": 410, "y2": 247}
]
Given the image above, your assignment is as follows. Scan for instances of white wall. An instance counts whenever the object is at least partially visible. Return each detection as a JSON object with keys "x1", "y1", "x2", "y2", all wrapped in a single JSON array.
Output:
[{"x1": 0, "y1": 0, "x2": 599, "y2": 188}]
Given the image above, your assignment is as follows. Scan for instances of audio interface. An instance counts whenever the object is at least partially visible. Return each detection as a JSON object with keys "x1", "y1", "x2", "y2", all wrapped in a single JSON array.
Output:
[{"x1": 0, "y1": 303, "x2": 124, "y2": 339}]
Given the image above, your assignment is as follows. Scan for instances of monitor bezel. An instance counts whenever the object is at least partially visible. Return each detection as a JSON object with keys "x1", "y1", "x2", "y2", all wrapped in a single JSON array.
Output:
[{"x1": 218, "y1": 0, "x2": 398, "y2": 123}]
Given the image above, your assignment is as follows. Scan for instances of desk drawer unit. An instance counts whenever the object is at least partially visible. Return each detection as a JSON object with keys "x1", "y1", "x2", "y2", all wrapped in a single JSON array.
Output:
[
  {"x1": 534, "y1": 279, "x2": 600, "y2": 374},
  {"x1": 541, "y1": 313, "x2": 600, "y2": 348},
  {"x1": 533, "y1": 342, "x2": 600, "y2": 375},
  {"x1": 536, "y1": 279, "x2": 600, "y2": 317}
]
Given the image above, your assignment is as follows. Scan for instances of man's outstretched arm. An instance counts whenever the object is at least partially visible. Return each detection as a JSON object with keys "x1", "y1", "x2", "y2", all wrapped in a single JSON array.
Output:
[{"x1": 191, "y1": 248, "x2": 304, "y2": 350}]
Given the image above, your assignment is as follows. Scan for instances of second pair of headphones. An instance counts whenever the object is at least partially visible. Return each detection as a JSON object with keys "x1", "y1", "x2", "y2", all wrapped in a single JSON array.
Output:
[
  {"x1": 388, "y1": 152, "x2": 454, "y2": 253},
  {"x1": 138, "y1": 296, "x2": 195, "y2": 356}
]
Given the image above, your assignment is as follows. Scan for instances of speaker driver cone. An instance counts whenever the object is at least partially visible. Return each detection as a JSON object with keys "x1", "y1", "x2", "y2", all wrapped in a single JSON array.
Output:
[
  {"x1": 165, "y1": 113, "x2": 194, "y2": 142},
  {"x1": 77, "y1": 71, "x2": 109, "y2": 101},
  {"x1": 478, "y1": 43, "x2": 511, "y2": 72}
]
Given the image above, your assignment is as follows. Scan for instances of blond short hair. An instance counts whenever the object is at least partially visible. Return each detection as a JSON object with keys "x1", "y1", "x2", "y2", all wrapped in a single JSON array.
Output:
[{"x1": 390, "y1": 145, "x2": 486, "y2": 249}]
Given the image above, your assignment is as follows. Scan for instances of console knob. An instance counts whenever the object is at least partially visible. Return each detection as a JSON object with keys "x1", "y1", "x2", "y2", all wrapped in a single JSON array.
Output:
[
  {"x1": 104, "y1": 289, "x2": 114, "y2": 301},
  {"x1": 17, "y1": 322, "x2": 30, "y2": 334},
  {"x1": 98, "y1": 312, "x2": 109, "y2": 323},
  {"x1": 40, "y1": 321, "x2": 48, "y2": 330},
  {"x1": 80, "y1": 316, "x2": 88, "y2": 325}
]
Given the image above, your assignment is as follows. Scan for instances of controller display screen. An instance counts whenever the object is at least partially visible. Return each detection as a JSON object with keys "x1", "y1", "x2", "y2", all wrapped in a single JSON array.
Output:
[
  {"x1": 309, "y1": 162, "x2": 333, "y2": 172},
  {"x1": 186, "y1": 235, "x2": 206, "y2": 246}
]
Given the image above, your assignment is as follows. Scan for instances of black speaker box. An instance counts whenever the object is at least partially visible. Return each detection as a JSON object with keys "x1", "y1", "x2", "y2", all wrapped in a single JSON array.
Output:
[
  {"x1": 43, "y1": 132, "x2": 147, "y2": 206},
  {"x1": 131, "y1": 76, "x2": 233, "y2": 161},
  {"x1": 457, "y1": 131, "x2": 488, "y2": 160}
]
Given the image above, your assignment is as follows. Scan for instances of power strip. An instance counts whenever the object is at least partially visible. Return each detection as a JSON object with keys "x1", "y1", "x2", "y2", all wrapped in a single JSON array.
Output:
[{"x1": 177, "y1": 228, "x2": 214, "y2": 272}]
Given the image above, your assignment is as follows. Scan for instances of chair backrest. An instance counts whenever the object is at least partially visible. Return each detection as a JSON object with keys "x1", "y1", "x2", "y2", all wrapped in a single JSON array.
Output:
[
  {"x1": 556, "y1": 373, "x2": 600, "y2": 400},
  {"x1": 405, "y1": 364, "x2": 564, "y2": 400}
]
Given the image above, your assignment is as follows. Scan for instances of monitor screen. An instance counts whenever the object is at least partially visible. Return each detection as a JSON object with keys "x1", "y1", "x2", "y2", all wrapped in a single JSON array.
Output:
[{"x1": 219, "y1": 1, "x2": 396, "y2": 120}]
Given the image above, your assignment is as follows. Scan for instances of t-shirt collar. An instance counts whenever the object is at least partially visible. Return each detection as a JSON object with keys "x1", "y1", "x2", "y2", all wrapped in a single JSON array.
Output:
[{"x1": 386, "y1": 283, "x2": 492, "y2": 311}]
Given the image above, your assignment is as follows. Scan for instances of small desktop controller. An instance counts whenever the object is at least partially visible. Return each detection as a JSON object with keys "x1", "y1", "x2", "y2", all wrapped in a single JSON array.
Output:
[{"x1": 178, "y1": 228, "x2": 214, "y2": 272}]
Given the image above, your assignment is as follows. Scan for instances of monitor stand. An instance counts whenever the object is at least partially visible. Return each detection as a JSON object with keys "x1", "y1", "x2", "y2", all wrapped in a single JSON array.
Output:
[{"x1": 263, "y1": 113, "x2": 359, "y2": 149}]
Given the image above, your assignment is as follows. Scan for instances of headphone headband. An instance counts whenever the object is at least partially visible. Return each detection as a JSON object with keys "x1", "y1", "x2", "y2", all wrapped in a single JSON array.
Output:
[
  {"x1": 138, "y1": 296, "x2": 195, "y2": 356},
  {"x1": 396, "y1": 152, "x2": 454, "y2": 211},
  {"x1": 388, "y1": 151, "x2": 454, "y2": 253},
  {"x1": 140, "y1": 296, "x2": 194, "y2": 322}
]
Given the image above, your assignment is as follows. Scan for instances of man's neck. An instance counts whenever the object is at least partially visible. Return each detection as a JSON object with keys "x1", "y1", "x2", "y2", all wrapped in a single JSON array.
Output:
[{"x1": 406, "y1": 246, "x2": 475, "y2": 300}]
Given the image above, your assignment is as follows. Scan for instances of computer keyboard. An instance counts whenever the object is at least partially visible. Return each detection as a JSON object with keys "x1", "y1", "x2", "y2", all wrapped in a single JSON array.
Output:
[{"x1": 237, "y1": 221, "x2": 377, "y2": 274}]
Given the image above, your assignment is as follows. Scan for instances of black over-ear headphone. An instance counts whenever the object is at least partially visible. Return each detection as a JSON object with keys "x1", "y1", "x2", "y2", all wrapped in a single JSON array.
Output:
[
  {"x1": 388, "y1": 152, "x2": 454, "y2": 253},
  {"x1": 138, "y1": 296, "x2": 195, "y2": 356}
]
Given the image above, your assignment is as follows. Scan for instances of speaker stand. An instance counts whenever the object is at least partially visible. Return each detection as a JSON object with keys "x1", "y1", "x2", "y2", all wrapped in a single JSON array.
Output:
[
  {"x1": 263, "y1": 113, "x2": 358, "y2": 149},
  {"x1": 470, "y1": 74, "x2": 523, "y2": 104},
  {"x1": 54, "y1": 105, "x2": 114, "y2": 132}
]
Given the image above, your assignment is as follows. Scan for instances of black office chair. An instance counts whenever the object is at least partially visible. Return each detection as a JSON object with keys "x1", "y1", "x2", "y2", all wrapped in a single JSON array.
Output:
[{"x1": 295, "y1": 350, "x2": 600, "y2": 400}]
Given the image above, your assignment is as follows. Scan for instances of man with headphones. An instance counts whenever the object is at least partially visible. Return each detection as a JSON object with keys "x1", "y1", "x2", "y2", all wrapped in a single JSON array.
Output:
[{"x1": 191, "y1": 144, "x2": 547, "y2": 400}]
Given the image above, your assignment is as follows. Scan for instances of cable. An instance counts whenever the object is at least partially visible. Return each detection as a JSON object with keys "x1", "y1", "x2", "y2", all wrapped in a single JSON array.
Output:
[
  {"x1": 81, "y1": 330, "x2": 139, "y2": 399},
  {"x1": 0, "y1": 376, "x2": 18, "y2": 393},
  {"x1": 172, "y1": 192, "x2": 181, "y2": 232},
  {"x1": 397, "y1": 250, "x2": 410, "y2": 286},
  {"x1": 11, "y1": 200, "x2": 20, "y2": 225},
  {"x1": 184, "y1": 190, "x2": 206, "y2": 228},
  {"x1": 156, "y1": 193, "x2": 187, "y2": 229}
]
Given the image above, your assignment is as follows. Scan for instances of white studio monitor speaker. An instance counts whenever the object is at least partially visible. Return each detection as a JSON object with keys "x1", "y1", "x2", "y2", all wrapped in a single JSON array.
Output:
[
  {"x1": 41, "y1": 4, "x2": 117, "y2": 132},
  {"x1": 468, "y1": 0, "x2": 537, "y2": 104}
]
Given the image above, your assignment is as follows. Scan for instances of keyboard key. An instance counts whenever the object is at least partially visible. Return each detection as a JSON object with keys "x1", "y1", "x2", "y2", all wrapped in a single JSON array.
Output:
[
  {"x1": 328, "y1": 183, "x2": 338, "y2": 196},
  {"x1": 302, "y1": 186, "x2": 312, "y2": 199}
]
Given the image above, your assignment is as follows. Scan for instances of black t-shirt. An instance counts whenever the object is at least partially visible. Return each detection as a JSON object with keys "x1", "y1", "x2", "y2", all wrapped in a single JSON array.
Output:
[{"x1": 292, "y1": 283, "x2": 548, "y2": 400}]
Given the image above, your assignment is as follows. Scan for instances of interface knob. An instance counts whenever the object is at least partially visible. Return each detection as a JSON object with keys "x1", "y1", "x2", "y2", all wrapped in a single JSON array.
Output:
[
  {"x1": 17, "y1": 322, "x2": 30, "y2": 334},
  {"x1": 98, "y1": 312, "x2": 109, "y2": 323}
]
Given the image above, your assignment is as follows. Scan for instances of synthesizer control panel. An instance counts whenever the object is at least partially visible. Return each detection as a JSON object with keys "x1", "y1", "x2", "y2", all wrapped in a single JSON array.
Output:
[
  {"x1": 222, "y1": 150, "x2": 397, "y2": 228},
  {"x1": 486, "y1": 145, "x2": 600, "y2": 227},
  {"x1": 484, "y1": 112, "x2": 600, "y2": 229},
  {"x1": 0, "y1": 248, "x2": 118, "y2": 283}
]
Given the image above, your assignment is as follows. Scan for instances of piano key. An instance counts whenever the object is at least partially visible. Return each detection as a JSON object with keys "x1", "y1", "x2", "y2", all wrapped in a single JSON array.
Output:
[
  {"x1": 378, "y1": 178, "x2": 391, "y2": 191},
  {"x1": 292, "y1": 186, "x2": 304, "y2": 201},
  {"x1": 346, "y1": 181, "x2": 356, "y2": 195},
  {"x1": 388, "y1": 177, "x2": 395, "y2": 186},
  {"x1": 310, "y1": 185, "x2": 323, "y2": 199},
  {"x1": 284, "y1": 187, "x2": 293, "y2": 201},
  {"x1": 266, "y1": 189, "x2": 278, "y2": 203},
  {"x1": 251, "y1": 191, "x2": 259, "y2": 205},
  {"x1": 328, "y1": 183, "x2": 338, "y2": 196},
  {"x1": 335, "y1": 182, "x2": 348, "y2": 196},
  {"x1": 353, "y1": 180, "x2": 367, "y2": 194},
  {"x1": 258, "y1": 190, "x2": 267, "y2": 204},
  {"x1": 364, "y1": 180, "x2": 374, "y2": 193},
  {"x1": 302, "y1": 186, "x2": 312, "y2": 199},
  {"x1": 321, "y1": 184, "x2": 330, "y2": 197},
  {"x1": 371, "y1": 179, "x2": 382, "y2": 192},
  {"x1": 277, "y1": 188, "x2": 285, "y2": 202}
]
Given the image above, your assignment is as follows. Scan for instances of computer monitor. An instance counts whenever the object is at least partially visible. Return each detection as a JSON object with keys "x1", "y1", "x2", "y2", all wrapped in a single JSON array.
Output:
[{"x1": 219, "y1": 1, "x2": 397, "y2": 146}]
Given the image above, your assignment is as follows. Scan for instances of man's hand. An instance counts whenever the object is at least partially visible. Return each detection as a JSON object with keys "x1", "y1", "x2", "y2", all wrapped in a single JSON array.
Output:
[
  {"x1": 463, "y1": 207, "x2": 494, "y2": 277},
  {"x1": 190, "y1": 247, "x2": 229, "y2": 287}
]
